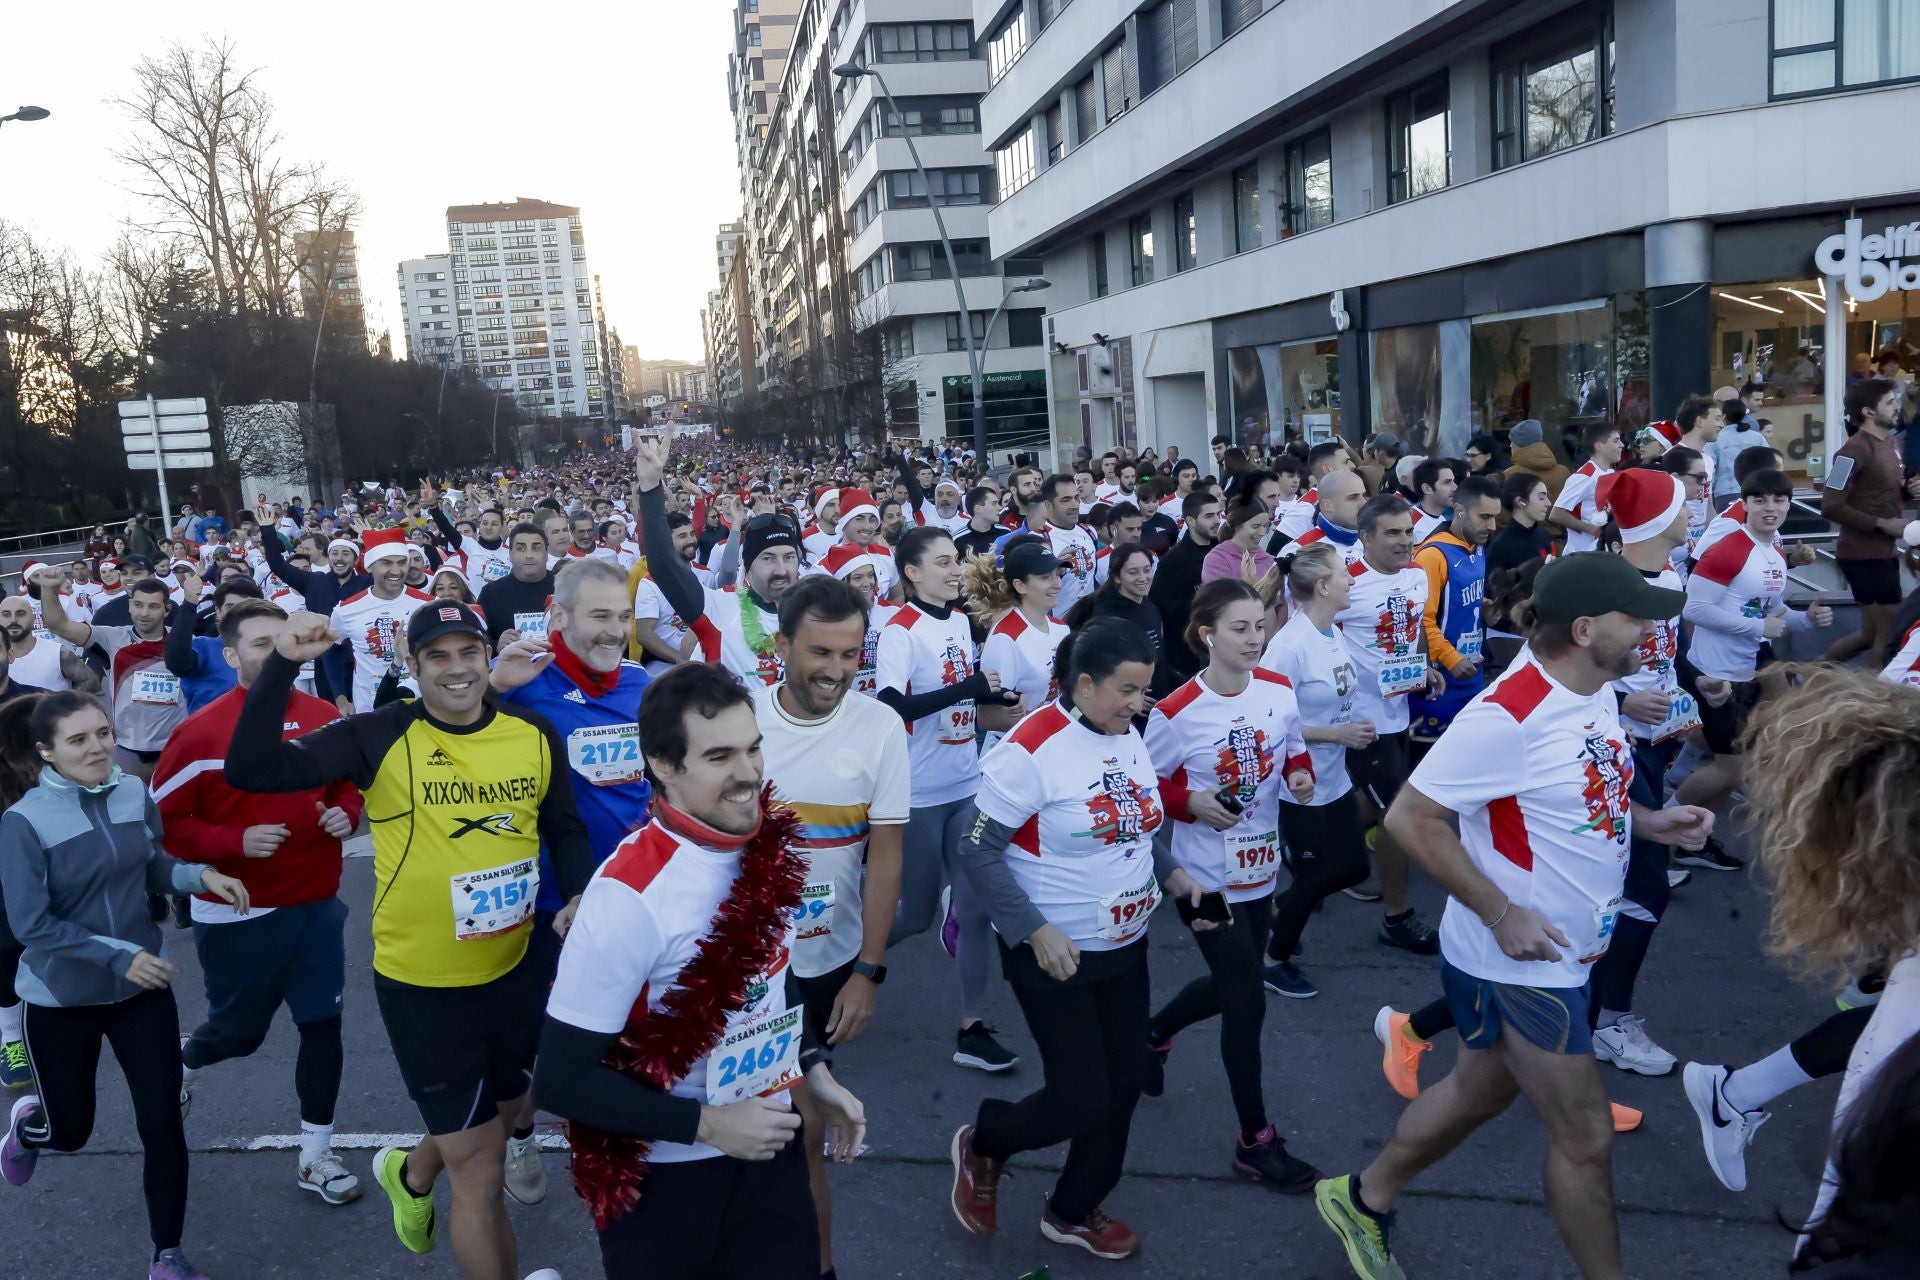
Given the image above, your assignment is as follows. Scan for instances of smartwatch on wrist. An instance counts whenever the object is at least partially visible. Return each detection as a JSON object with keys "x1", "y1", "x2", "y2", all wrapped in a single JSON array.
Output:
[{"x1": 852, "y1": 960, "x2": 888, "y2": 984}]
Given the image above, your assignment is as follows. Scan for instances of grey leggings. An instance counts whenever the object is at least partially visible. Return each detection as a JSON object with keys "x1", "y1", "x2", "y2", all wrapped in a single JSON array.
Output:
[{"x1": 889, "y1": 796, "x2": 993, "y2": 1022}]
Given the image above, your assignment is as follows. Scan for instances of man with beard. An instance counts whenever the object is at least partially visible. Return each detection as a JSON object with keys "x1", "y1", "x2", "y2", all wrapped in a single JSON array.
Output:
[
  {"x1": 1316, "y1": 554, "x2": 1713, "y2": 1280},
  {"x1": 322, "y1": 529, "x2": 434, "y2": 715},
  {"x1": 532, "y1": 662, "x2": 868, "y2": 1280},
  {"x1": 263, "y1": 528, "x2": 369, "y2": 708},
  {"x1": 752, "y1": 574, "x2": 907, "y2": 1278},
  {"x1": 633, "y1": 511, "x2": 703, "y2": 675},
  {"x1": 637, "y1": 436, "x2": 803, "y2": 688},
  {"x1": 227, "y1": 601, "x2": 590, "y2": 1280},
  {"x1": 426, "y1": 479, "x2": 513, "y2": 586},
  {"x1": 36, "y1": 572, "x2": 180, "y2": 779},
  {"x1": 0, "y1": 593, "x2": 96, "y2": 694},
  {"x1": 485, "y1": 556, "x2": 653, "y2": 1209}
]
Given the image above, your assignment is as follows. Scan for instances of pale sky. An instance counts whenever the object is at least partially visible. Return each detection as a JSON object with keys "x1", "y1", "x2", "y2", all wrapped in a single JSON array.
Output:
[{"x1": 1, "y1": 1, "x2": 740, "y2": 362}]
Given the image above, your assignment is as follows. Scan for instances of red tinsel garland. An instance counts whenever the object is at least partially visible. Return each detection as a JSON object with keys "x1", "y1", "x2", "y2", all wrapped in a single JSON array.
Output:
[{"x1": 566, "y1": 788, "x2": 806, "y2": 1230}]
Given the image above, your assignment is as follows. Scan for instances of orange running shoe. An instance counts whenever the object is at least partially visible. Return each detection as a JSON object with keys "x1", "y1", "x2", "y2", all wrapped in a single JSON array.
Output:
[
  {"x1": 1610, "y1": 1102, "x2": 1643, "y2": 1133},
  {"x1": 1373, "y1": 1006, "x2": 1430, "y2": 1101}
]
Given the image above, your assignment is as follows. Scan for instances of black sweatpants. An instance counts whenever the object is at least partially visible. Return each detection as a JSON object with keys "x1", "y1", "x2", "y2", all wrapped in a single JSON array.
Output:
[
  {"x1": 1268, "y1": 792, "x2": 1372, "y2": 963},
  {"x1": 973, "y1": 937, "x2": 1149, "y2": 1225},
  {"x1": 1148, "y1": 895, "x2": 1272, "y2": 1139},
  {"x1": 595, "y1": 1134, "x2": 819, "y2": 1279},
  {"x1": 21, "y1": 987, "x2": 189, "y2": 1253}
]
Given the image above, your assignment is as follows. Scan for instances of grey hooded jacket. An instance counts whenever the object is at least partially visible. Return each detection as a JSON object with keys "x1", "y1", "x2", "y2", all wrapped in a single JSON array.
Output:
[{"x1": 0, "y1": 767, "x2": 207, "y2": 1008}]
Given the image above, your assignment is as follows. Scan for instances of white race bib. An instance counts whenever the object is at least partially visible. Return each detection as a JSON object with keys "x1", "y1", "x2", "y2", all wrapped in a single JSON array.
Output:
[
  {"x1": 1579, "y1": 896, "x2": 1623, "y2": 965},
  {"x1": 705, "y1": 1004, "x2": 803, "y2": 1105},
  {"x1": 449, "y1": 858, "x2": 538, "y2": 940},
  {"x1": 1378, "y1": 654, "x2": 1426, "y2": 697},
  {"x1": 1096, "y1": 874, "x2": 1161, "y2": 943},
  {"x1": 793, "y1": 881, "x2": 834, "y2": 941},
  {"x1": 567, "y1": 723, "x2": 644, "y2": 786},
  {"x1": 1457, "y1": 630, "x2": 1483, "y2": 663},
  {"x1": 482, "y1": 559, "x2": 511, "y2": 583},
  {"x1": 938, "y1": 700, "x2": 976, "y2": 746},
  {"x1": 513, "y1": 610, "x2": 550, "y2": 641},
  {"x1": 131, "y1": 669, "x2": 180, "y2": 705},
  {"x1": 1651, "y1": 689, "x2": 1702, "y2": 744},
  {"x1": 1224, "y1": 828, "x2": 1281, "y2": 890}
]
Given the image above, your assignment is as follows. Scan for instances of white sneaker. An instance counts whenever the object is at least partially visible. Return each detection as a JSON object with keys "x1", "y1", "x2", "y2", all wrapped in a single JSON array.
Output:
[
  {"x1": 523, "y1": 1271, "x2": 563, "y2": 1280},
  {"x1": 297, "y1": 1148, "x2": 363, "y2": 1204},
  {"x1": 1592, "y1": 1014, "x2": 1677, "y2": 1076},
  {"x1": 504, "y1": 1133, "x2": 548, "y2": 1205},
  {"x1": 1667, "y1": 867, "x2": 1691, "y2": 889},
  {"x1": 1683, "y1": 1062, "x2": 1769, "y2": 1192}
]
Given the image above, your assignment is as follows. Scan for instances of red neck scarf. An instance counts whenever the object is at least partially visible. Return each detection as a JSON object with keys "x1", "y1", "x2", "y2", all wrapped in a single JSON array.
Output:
[
  {"x1": 548, "y1": 629, "x2": 620, "y2": 698},
  {"x1": 567, "y1": 788, "x2": 803, "y2": 1229}
]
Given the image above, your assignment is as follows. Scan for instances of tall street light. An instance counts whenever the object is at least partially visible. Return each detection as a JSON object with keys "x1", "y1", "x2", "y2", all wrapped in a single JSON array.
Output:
[
  {"x1": 0, "y1": 105, "x2": 50, "y2": 130},
  {"x1": 834, "y1": 61, "x2": 1035, "y2": 465}
]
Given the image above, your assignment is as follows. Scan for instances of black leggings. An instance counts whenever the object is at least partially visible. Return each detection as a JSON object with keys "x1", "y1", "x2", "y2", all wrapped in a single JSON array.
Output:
[
  {"x1": 185, "y1": 1015, "x2": 344, "y2": 1127},
  {"x1": 1268, "y1": 792, "x2": 1372, "y2": 963},
  {"x1": 972, "y1": 939, "x2": 1149, "y2": 1225},
  {"x1": 21, "y1": 988, "x2": 189, "y2": 1253},
  {"x1": 1148, "y1": 896, "x2": 1272, "y2": 1139},
  {"x1": 1789, "y1": 1005, "x2": 1873, "y2": 1079}
]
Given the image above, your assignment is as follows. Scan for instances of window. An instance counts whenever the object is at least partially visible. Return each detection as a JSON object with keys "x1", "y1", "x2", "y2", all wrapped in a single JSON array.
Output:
[
  {"x1": 1008, "y1": 309, "x2": 1044, "y2": 347},
  {"x1": 996, "y1": 127, "x2": 1037, "y2": 197},
  {"x1": 1092, "y1": 232, "x2": 1110, "y2": 297},
  {"x1": 988, "y1": 7, "x2": 1028, "y2": 83},
  {"x1": 946, "y1": 311, "x2": 990, "y2": 351},
  {"x1": 1101, "y1": 41, "x2": 1134, "y2": 121},
  {"x1": 1232, "y1": 163, "x2": 1262, "y2": 253},
  {"x1": 1492, "y1": 11, "x2": 1613, "y2": 169},
  {"x1": 1137, "y1": 0, "x2": 1199, "y2": 96},
  {"x1": 892, "y1": 240, "x2": 992, "y2": 280},
  {"x1": 1046, "y1": 102, "x2": 1065, "y2": 163},
  {"x1": 888, "y1": 168, "x2": 988, "y2": 207},
  {"x1": 1387, "y1": 76, "x2": 1451, "y2": 202},
  {"x1": 1771, "y1": 0, "x2": 1920, "y2": 96},
  {"x1": 1173, "y1": 192, "x2": 1196, "y2": 271},
  {"x1": 1129, "y1": 214, "x2": 1154, "y2": 286},
  {"x1": 1222, "y1": 0, "x2": 1264, "y2": 38},
  {"x1": 1074, "y1": 74, "x2": 1098, "y2": 144},
  {"x1": 1283, "y1": 130, "x2": 1333, "y2": 235},
  {"x1": 872, "y1": 22, "x2": 974, "y2": 63},
  {"x1": 883, "y1": 323, "x2": 915, "y2": 360},
  {"x1": 748, "y1": 26, "x2": 762, "y2": 45}
]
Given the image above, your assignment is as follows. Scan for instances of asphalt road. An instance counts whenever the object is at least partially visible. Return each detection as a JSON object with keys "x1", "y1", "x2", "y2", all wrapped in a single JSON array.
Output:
[{"x1": 0, "y1": 812, "x2": 1834, "y2": 1280}]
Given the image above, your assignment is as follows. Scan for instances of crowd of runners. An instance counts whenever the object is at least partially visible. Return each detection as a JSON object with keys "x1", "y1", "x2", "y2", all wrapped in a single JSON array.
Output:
[{"x1": 2, "y1": 384, "x2": 1919, "y2": 1279}]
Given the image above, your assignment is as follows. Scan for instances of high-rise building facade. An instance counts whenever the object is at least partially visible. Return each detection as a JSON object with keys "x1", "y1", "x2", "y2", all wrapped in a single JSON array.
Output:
[
  {"x1": 397, "y1": 254, "x2": 456, "y2": 365},
  {"x1": 297, "y1": 227, "x2": 369, "y2": 349},
  {"x1": 430, "y1": 198, "x2": 603, "y2": 420},
  {"x1": 976, "y1": 0, "x2": 1920, "y2": 477}
]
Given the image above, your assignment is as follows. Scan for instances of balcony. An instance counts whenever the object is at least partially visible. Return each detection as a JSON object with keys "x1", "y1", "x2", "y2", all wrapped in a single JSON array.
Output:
[
  {"x1": 863, "y1": 273, "x2": 1011, "y2": 320},
  {"x1": 847, "y1": 204, "x2": 992, "y2": 271},
  {"x1": 832, "y1": 58, "x2": 989, "y2": 149},
  {"x1": 841, "y1": 134, "x2": 997, "y2": 210}
]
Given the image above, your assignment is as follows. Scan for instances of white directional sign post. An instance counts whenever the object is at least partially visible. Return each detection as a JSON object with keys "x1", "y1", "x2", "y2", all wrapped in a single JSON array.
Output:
[{"x1": 117, "y1": 396, "x2": 213, "y2": 529}]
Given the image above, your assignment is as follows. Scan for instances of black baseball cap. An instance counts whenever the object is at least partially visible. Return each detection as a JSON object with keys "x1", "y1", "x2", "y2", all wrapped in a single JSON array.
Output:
[
  {"x1": 408, "y1": 601, "x2": 489, "y2": 651},
  {"x1": 1531, "y1": 552, "x2": 1686, "y2": 625},
  {"x1": 1004, "y1": 539, "x2": 1060, "y2": 581}
]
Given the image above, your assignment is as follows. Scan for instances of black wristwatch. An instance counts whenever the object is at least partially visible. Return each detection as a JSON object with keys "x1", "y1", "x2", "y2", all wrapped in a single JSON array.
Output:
[{"x1": 852, "y1": 960, "x2": 888, "y2": 984}]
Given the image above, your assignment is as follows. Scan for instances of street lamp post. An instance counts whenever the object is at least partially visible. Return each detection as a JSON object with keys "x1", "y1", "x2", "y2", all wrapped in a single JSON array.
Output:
[
  {"x1": 834, "y1": 62, "x2": 1043, "y2": 466},
  {"x1": 0, "y1": 106, "x2": 50, "y2": 130}
]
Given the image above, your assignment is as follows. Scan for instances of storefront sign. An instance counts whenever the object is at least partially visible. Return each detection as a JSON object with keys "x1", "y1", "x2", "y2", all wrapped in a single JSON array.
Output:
[
  {"x1": 1330, "y1": 291, "x2": 1351, "y2": 332},
  {"x1": 1815, "y1": 218, "x2": 1920, "y2": 303}
]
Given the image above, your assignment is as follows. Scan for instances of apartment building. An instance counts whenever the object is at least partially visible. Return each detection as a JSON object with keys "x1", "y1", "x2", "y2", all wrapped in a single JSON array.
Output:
[
  {"x1": 296, "y1": 227, "x2": 370, "y2": 349},
  {"x1": 976, "y1": 0, "x2": 1920, "y2": 480},
  {"x1": 730, "y1": 0, "x2": 807, "y2": 398},
  {"x1": 397, "y1": 254, "x2": 456, "y2": 365}
]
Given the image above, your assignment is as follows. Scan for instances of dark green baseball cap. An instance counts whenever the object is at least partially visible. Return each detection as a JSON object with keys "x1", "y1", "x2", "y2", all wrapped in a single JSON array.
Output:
[{"x1": 1532, "y1": 552, "x2": 1686, "y2": 624}]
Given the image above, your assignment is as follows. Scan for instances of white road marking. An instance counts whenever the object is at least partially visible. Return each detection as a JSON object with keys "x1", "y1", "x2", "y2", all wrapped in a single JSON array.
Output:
[{"x1": 232, "y1": 1129, "x2": 573, "y2": 1152}]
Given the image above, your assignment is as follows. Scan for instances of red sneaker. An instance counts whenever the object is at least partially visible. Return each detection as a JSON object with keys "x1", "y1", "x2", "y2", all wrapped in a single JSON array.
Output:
[
  {"x1": 1041, "y1": 1201, "x2": 1140, "y2": 1260},
  {"x1": 949, "y1": 1124, "x2": 1003, "y2": 1236}
]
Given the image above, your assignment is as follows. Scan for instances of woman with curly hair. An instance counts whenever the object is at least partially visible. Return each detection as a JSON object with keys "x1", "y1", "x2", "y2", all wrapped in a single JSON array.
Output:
[{"x1": 1682, "y1": 667, "x2": 1920, "y2": 1204}]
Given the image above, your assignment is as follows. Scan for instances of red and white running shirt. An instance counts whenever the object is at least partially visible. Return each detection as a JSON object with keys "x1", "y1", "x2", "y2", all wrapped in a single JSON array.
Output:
[
  {"x1": 546, "y1": 813, "x2": 800, "y2": 1164},
  {"x1": 1684, "y1": 527, "x2": 1808, "y2": 681},
  {"x1": 1260, "y1": 611, "x2": 1360, "y2": 805},
  {"x1": 1553, "y1": 461, "x2": 1613, "y2": 554},
  {"x1": 1611, "y1": 566, "x2": 1688, "y2": 741},
  {"x1": 875, "y1": 601, "x2": 979, "y2": 806},
  {"x1": 1274, "y1": 490, "x2": 1318, "y2": 541},
  {"x1": 1413, "y1": 658, "x2": 1635, "y2": 988},
  {"x1": 1881, "y1": 619, "x2": 1920, "y2": 688},
  {"x1": 1337, "y1": 559, "x2": 1430, "y2": 734},
  {"x1": 978, "y1": 609, "x2": 1066, "y2": 750},
  {"x1": 855, "y1": 602, "x2": 899, "y2": 698},
  {"x1": 689, "y1": 587, "x2": 784, "y2": 688},
  {"x1": 327, "y1": 586, "x2": 433, "y2": 712},
  {"x1": 1144, "y1": 670, "x2": 1311, "y2": 902},
  {"x1": 976, "y1": 702, "x2": 1164, "y2": 950}
]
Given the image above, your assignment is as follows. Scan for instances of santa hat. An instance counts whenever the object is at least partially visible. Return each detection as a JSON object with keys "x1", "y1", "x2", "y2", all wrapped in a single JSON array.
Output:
[
  {"x1": 812, "y1": 487, "x2": 841, "y2": 520},
  {"x1": 833, "y1": 488, "x2": 880, "y2": 537},
  {"x1": 1597, "y1": 470, "x2": 1685, "y2": 544},
  {"x1": 360, "y1": 527, "x2": 412, "y2": 566},
  {"x1": 1638, "y1": 419, "x2": 1682, "y2": 452},
  {"x1": 430, "y1": 563, "x2": 473, "y2": 594},
  {"x1": 820, "y1": 542, "x2": 888, "y2": 583}
]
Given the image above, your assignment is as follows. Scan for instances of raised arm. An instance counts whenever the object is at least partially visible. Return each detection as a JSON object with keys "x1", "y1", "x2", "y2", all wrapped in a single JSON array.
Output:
[{"x1": 634, "y1": 455, "x2": 706, "y2": 626}]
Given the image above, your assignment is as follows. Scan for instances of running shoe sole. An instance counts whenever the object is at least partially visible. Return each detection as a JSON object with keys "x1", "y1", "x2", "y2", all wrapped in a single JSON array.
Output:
[
  {"x1": 952, "y1": 1051, "x2": 1019, "y2": 1073},
  {"x1": 2, "y1": 1095, "x2": 40, "y2": 1186},
  {"x1": 1262, "y1": 969, "x2": 1319, "y2": 999},
  {"x1": 1594, "y1": 1042, "x2": 1676, "y2": 1077},
  {"x1": 1039, "y1": 1216, "x2": 1138, "y2": 1259},
  {"x1": 1231, "y1": 1152, "x2": 1317, "y2": 1194},
  {"x1": 297, "y1": 1170, "x2": 364, "y2": 1205},
  {"x1": 1314, "y1": 1178, "x2": 1406, "y2": 1280},
  {"x1": 373, "y1": 1145, "x2": 438, "y2": 1254}
]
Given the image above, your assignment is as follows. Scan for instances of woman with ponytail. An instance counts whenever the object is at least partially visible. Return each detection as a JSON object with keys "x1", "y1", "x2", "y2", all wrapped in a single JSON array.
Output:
[{"x1": 966, "y1": 538, "x2": 1068, "y2": 747}]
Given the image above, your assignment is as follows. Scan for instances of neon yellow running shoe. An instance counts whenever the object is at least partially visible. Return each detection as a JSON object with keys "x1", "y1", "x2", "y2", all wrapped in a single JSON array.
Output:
[
  {"x1": 1316, "y1": 1175, "x2": 1406, "y2": 1279},
  {"x1": 373, "y1": 1145, "x2": 437, "y2": 1254}
]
